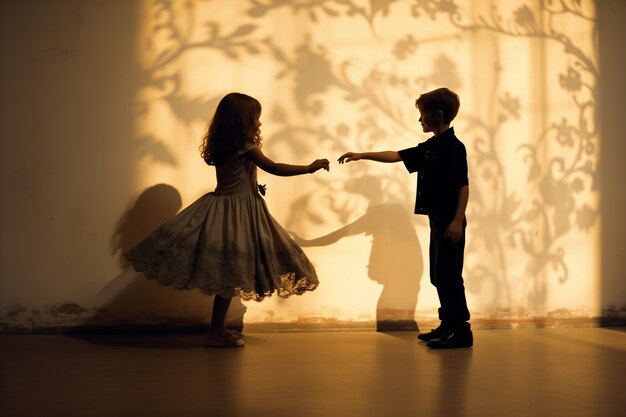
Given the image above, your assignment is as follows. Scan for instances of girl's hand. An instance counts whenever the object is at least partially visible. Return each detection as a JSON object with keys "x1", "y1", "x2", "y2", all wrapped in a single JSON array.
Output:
[
  {"x1": 308, "y1": 159, "x2": 330, "y2": 173},
  {"x1": 337, "y1": 152, "x2": 361, "y2": 164}
]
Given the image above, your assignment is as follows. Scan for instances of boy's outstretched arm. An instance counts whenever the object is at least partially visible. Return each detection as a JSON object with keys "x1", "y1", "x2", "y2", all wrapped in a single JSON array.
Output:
[{"x1": 337, "y1": 151, "x2": 401, "y2": 164}]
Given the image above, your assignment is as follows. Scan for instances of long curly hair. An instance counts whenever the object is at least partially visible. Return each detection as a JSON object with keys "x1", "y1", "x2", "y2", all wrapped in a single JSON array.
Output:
[{"x1": 200, "y1": 92, "x2": 263, "y2": 165}]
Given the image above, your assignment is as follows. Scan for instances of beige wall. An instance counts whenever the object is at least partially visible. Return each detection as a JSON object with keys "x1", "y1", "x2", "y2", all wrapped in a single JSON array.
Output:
[{"x1": 1, "y1": 0, "x2": 622, "y2": 332}]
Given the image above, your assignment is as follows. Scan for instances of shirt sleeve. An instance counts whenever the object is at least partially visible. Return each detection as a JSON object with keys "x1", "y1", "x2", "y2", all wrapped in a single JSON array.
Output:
[
  {"x1": 454, "y1": 142, "x2": 469, "y2": 188},
  {"x1": 398, "y1": 144, "x2": 425, "y2": 174}
]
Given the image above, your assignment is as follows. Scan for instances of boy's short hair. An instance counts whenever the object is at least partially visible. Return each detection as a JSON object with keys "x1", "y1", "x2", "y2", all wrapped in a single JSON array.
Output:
[{"x1": 415, "y1": 88, "x2": 460, "y2": 124}]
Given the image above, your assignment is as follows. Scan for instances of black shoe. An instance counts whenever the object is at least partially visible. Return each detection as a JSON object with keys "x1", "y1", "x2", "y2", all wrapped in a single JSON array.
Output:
[
  {"x1": 417, "y1": 325, "x2": 447, "y2": 342},
  {"x1": 427, "y1": 330, "x2": 473, "y2": 349}
]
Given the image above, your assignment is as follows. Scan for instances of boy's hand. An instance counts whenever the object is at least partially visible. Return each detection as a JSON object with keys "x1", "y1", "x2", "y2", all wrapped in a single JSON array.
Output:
[
  {"x1": 308, "y1": 159, "x2": 330, "y2": 173},
  {"x1": 337, "y1": 152, "x2": 361, "y2": 164},
  {"x1": 445, "y1": 219, "x2": 464, "y2": 243}
]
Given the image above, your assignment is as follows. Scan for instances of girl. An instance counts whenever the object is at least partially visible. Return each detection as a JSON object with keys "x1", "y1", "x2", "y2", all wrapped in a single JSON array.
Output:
[{"x1": 125, "y1": 92, "x2": 329, "y2": 347}]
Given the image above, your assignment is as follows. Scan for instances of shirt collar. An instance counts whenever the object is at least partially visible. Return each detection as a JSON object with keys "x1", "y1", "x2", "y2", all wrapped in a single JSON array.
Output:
[{"x1": 431, "y1": 126, "x2": 454, "y2": 140}]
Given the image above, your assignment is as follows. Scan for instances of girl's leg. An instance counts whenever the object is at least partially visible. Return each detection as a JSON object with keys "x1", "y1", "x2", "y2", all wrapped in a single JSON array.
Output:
[
  {"x1": 205, "y1": 295, "x2": 244, "y2": 347},
  {"x1": 210, "y1": 294, "x2": 232, "y2": 330}
]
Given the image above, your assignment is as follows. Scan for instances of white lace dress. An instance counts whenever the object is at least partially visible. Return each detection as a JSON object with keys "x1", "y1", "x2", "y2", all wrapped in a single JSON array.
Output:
[{"x1": 125, "y1": 143, "x2": 319, "y2": 301}]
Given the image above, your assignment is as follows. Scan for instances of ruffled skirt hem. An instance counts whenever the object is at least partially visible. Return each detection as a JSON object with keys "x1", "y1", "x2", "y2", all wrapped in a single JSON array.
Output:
[
  {"x1": 132, "y1": 268, "x2": 319, "y2": 302},
  {"x1": 125, "y1": 190, "x2": 319, "y2": 301}
]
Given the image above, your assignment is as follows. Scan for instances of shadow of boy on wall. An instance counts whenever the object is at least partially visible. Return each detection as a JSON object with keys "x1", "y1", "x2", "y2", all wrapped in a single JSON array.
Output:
[{"x1": 293, "y1": 176, "x2": 423, "y2": 331}]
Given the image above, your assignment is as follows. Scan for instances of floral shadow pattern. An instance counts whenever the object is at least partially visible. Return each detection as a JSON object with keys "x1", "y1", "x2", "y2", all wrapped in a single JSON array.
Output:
[{"x1": 133, "y1": 0, "x2": 598, "y2": 320}]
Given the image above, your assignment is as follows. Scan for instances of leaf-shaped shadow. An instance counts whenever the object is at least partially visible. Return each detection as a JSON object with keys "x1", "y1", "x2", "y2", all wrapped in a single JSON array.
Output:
[
  {"x1": 134, "y1": 135, "x2": 178, "y2": 166},
  {"x1": 165, "y1": 93, "x2": 222, "y2": 125}
]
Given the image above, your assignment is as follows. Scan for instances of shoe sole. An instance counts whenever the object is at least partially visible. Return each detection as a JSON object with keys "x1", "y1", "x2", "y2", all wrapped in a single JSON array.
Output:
[
  {"x1": 427, "y1": 343, "x2": 472, "y2": 349},
  {"x1": 203, "y1": 340, "x2": 245, "y2": 348}
]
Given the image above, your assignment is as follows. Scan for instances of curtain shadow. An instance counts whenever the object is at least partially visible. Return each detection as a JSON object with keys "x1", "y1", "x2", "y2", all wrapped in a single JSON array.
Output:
[{"x1": 292, "y1": 176, "x2": 423, "y2": 331}]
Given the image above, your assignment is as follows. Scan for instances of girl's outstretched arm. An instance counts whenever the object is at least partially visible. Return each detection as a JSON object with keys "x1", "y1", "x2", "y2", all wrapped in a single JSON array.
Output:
[
  {"x1": 247, "y1": 147, "x2": 329, "y2": 176},
  {"x1": 337, "y1": 151, "x2": 401, "y2": 164}
]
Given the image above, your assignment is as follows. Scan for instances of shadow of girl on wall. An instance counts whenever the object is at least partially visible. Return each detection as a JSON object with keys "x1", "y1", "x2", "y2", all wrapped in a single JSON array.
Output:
[{"x1": 86, "y1": 183, "x2": 246, "y2": 333}]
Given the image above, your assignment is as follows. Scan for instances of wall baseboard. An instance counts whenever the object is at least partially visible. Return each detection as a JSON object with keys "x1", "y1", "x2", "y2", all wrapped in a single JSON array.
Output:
[{"x1": 1, "y1": 316, "x2": 624, "y2": 335}]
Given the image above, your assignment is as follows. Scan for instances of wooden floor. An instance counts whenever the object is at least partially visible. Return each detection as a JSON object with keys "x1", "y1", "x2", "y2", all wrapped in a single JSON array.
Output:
[{"x1": 1, "y1": 327, "x2": 625, "y2": 417}]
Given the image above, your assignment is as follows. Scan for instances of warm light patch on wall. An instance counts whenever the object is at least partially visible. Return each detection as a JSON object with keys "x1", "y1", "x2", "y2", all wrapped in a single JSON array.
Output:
[{"x1": 129, "y1": 0, "x2": 599, "y2": 324}]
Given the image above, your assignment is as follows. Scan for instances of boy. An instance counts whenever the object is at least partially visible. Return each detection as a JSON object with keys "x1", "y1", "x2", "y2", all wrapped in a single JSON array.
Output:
[{"x1": 337, "y1": 87, "x2": 472, "y2": 349}]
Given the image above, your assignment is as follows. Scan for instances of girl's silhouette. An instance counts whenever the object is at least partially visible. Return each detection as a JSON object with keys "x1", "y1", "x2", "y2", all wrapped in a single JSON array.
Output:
[{"x1": 125, "y1": 92, "x2": 329, "y2": 347}]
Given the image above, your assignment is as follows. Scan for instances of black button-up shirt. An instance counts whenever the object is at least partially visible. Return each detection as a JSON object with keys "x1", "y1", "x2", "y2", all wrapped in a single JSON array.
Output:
[{"x1": 398, "y1": 127, "x2": 469, "y2": 220}]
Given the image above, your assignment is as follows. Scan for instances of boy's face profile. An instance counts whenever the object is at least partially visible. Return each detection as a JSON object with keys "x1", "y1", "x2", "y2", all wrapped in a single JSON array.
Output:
[{"x1": 417, "y1": 107, "x2": 438, "y2": 133}]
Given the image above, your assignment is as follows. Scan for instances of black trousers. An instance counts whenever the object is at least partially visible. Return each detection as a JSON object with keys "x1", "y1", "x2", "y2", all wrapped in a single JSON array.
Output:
[{"x1": 428, "y1": 215, "x2": 470, "y2": 331}]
